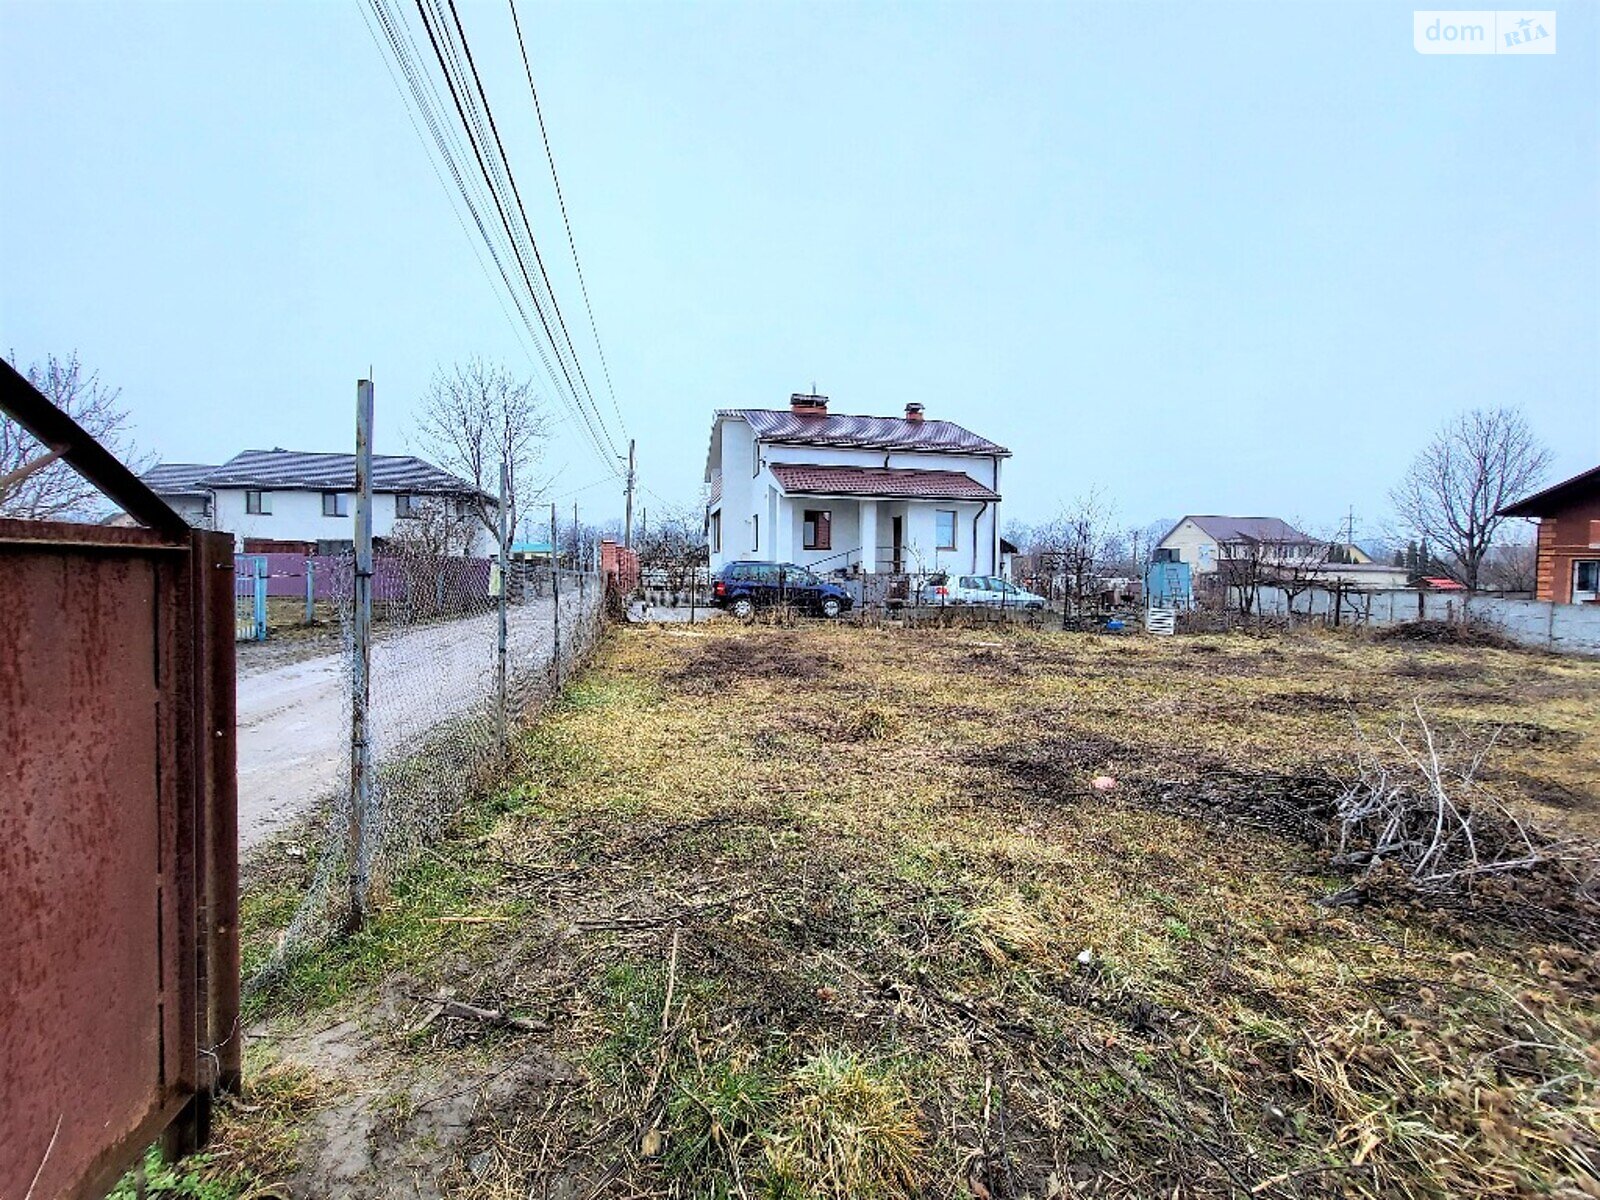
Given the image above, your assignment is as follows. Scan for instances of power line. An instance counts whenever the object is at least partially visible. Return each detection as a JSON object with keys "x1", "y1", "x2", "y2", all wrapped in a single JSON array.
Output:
[
  {"x1": 361, "y1": 0, "x2": 627, "y2": 476},
  {"x1": 367, "y1": 0, "x2": 617, "y2": 475},
  {"x1": 507, "y1": 0, "x2": 628, "y2": 442},
  {"x1": 436, "y1": 0, "x2": 619, "y2": 460}
]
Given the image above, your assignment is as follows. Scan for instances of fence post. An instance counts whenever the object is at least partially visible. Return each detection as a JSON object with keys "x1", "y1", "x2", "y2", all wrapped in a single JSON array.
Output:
[
  {"x1": 496, "y1": 462, "x2": 509, "y2": 752},
  {"x1": 347, "y1": 378, "x2": 375, "y2": 932},
  {"x1": 304, "y1": 558, "x2": 316, "y2": 624},
  {"x1": 251, "y1": 558, "x2": 268, "y2": 641},
  {"x1": 550, "y1": 503, "x2": 562, "y2": 690}
]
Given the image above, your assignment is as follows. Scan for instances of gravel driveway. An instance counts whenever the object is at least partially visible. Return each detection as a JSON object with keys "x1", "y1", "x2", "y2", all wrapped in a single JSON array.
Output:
[{"x1": 237, "y1": 593, "x2": 584, "y2": 849}]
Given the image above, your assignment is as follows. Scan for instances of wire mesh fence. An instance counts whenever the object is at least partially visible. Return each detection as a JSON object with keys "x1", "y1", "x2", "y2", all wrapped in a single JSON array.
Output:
[{"x1": 254, "y1": 544, "x2": 606, "y2": 977}]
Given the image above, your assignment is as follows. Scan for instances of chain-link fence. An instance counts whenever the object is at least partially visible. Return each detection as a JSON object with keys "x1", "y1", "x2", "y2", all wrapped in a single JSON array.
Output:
[{"x1": 254, "y1": 544, "x2": 606, "y2": 976}]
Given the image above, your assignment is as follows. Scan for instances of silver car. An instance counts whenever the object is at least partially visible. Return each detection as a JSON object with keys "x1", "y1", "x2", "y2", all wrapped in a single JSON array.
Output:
[{"x1": 920, "y1": 574, "x2": 1047, "y2": 609}]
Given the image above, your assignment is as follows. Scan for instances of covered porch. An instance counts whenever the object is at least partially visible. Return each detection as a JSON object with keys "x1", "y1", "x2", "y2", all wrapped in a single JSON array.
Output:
[{"x1": 765, "y1": 463, "x2": 1000, "y2": 577}]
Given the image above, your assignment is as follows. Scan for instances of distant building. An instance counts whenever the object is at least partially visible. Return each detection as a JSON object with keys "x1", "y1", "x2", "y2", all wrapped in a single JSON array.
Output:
[
  {"x1": 1155, "y1": 515, "x2": 1410, "y2": 589},
  {"x1": 1500, "y1": 464, "x2": 1600, "y2": 604},
  {"x1": 142, "y1": 449, "x2": 497, "y2": 555}
]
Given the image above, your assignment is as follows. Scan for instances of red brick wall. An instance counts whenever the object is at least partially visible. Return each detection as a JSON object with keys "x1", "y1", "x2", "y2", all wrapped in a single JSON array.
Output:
[
  {"x1": 1532, "y1": 492, "x2": 1600, "y2": 602},
  {"x1": 600, "y1": 539, "x2": 639, "y2": 593}
]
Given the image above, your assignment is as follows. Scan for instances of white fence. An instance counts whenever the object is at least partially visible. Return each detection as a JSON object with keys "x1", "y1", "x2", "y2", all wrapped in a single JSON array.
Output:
[{"x1": 1244, "y1": 586, "x2": 1600, "y2": 656}]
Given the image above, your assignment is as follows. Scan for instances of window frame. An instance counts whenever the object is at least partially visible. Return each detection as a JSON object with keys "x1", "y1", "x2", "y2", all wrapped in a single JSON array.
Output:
[
  {"x1": 394, "y1": 493, "x2": 420, "y2": 519},
  {"x1": 709, "y1": 511, "x2": 721, "y2": 553},
  {"x1": 802, "y1": 508, "x2": 832, "y2": 551},
  {"x1": 751, "y1": 513, "x2": 759, "y2": 552},
  {"x1": 245, "y1": 490, "x2": 271, "y2": 516},
  {"x1": 322, "y1": 491, "x2": 350, "y2": 517},
  {"x1": 936, "y1": 509, "x2": 957, "y2": 551}
]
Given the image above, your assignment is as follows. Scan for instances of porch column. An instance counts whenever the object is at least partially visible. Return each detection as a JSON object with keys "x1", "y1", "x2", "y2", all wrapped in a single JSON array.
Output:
[
  {"x1": 859, "y1": 500, "x2": 878, "y2": 573},
  {"x1": 771, "y1": 487, "x2": 792, "y2": 561}
]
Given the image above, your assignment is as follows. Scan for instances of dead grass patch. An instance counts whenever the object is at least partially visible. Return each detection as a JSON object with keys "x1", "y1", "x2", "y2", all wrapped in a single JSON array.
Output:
[{"x1": 234, "y1": 621, "x2": 1600, "y2": 1199}]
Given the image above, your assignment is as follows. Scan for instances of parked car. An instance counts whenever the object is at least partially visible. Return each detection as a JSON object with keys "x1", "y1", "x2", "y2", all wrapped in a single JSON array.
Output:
[
  {"x1": 711, "y1": 561, "x2": 854, "y2": 619},
  {"x1": 919, "y1": 574, "x2": 1047, "y2": 610}
]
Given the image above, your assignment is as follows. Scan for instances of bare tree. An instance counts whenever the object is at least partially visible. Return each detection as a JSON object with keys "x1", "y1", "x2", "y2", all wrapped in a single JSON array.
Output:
[
  {"x1": 386, "y1": 496, "x2": 480, "y2": 558},
  {"x1": 1, "y1": 351, "x2": 142, "y2": 519},
  {"x1": 1481, "y1": 525, "x2": 1539, "y2": 594},
  {"x1": 635, "y1": 501, "x2": 708, "y2": 604},
  {"x1": 1389, "y1": 408, "x2": 1551, "y2": 591},
  {"x1": 414, "y1": 359, "x2": 549, "y2": 549},
  {"x1": 1047, "y1": 489, "x2": 1117, "y2": 616}
]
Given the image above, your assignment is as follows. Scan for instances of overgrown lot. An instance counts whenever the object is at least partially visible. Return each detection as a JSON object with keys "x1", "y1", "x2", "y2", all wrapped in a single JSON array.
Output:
[{"x1": 198, "y1": 623, "x2": 1599, "y2": 1199}]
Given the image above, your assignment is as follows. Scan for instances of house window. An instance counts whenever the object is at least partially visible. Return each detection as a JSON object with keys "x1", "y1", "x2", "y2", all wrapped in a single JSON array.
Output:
[
  {"x1": 803, "y1": 509, "x2": 831, "y2": 551},
  {"x1": 1576, "y1": 560, "x2": 1600, "y2": 600},
  {"x1": 322, "y1": 491, "x2": 349, "y2": 517},
  {"x1": 245, "y1": 490, "x2": 272, "y2": 516},
  {"x1": 751, "y1": 514, "x2": 759, "y2": 552},
  {"x1": 752, "y1": 448, "x2": 761, "y2": 478},
  {"x1": 936, "y1": 510, "x2": 957, "y2": 551},
  {"x1": 395, "y1": 493, "x2": 420, "y2": 519},
  {"x1": 709, "y1": 511, "x2": 721, "y2": 553},
  {"x1": 1154, "y1": 548, "x2": 1179, "y2": 563}
]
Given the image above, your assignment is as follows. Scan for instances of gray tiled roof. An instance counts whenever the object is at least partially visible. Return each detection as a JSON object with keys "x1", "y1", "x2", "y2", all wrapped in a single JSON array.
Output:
[
  {"x1": 1186, "y1": 515, "x2": 1313, "y2": 544},
  {"x1": 196, "y1": 449, "x2": 482, "y2": 496},
  {"x1": 720, "y1": 408, "x2": 1009, "y2": 456},
  {"x1": 140, "y1": 462, "x2": 218, "y2": 496}
]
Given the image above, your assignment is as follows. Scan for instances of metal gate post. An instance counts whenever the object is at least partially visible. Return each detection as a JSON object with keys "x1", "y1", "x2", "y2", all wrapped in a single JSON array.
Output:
[{"x1": 253, "y1": 558, "x2": 268, "y2": 640}]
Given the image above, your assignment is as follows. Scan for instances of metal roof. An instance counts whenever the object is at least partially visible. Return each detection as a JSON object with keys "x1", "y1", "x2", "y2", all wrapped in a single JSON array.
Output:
[
  {"x1": 770, "y1": 463, "x2": 1000, "y2": 502},
  {"x1": 195, "y1": 449, "x2": 483, "y2": 497},
  {"x1": 140, "y1": 463, "x2": 219, "y2": 496},
  {"x1": 1499, "y1": 464, "x2": 1600, "y2": 517},
  {"x1": 720, "y1": 408, "x2": 1010, "y2": 456},
  {"x1": 1183, "y1": 515, "x2": 1314, "y2": 544}
]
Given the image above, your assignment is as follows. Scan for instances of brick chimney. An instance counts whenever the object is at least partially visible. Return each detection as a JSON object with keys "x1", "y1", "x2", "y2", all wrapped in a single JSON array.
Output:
[
  {"x1": 790, "y1": 392, "x2": 829, "y2": 416},
  {"x1": 904, "y1": 402, "x2": 925, "y2": 423}
]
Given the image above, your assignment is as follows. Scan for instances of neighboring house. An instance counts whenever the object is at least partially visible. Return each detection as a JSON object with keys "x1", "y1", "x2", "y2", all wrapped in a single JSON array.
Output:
[
  {"x1": 1500, "y1": 464, "x2": 1600, "y2": 604},
  {"x1": 704, "y1": 394, "x2": 1009, "y2": 576},
  {"x1": 1155, "y1": 515, "x2": 1409, "y2": 588},
  {"x1": 140, "y1": 462, "x2": 218, "y2": 527},
  {"x1": 142, "y1": 449, "x2": 497, "y2": 555}
]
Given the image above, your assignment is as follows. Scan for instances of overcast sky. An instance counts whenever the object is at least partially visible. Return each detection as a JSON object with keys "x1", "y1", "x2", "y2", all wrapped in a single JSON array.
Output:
[{"x1": 2, "y1": 1, "x2": 1595, "y2": 544}]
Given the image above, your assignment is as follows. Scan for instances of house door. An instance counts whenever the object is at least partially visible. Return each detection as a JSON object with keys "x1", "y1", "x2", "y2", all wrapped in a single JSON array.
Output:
[
  {"x1": 1574, "y1": 560, "x2": 1600, "y2": 604},
  {"x1": 891, "y1": 516, "x2": 904, "y2": 573}
]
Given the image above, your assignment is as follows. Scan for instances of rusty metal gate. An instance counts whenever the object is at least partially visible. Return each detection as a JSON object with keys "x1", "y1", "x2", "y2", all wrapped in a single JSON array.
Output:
[{"x1": 1, "y1": 363, "x2": 239, "y2": 1200}]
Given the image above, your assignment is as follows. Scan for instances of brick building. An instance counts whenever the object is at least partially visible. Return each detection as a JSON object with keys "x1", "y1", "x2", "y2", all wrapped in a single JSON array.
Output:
[{"x1": 1500, "y1": 464, "x2": 1600, "y2": 604}]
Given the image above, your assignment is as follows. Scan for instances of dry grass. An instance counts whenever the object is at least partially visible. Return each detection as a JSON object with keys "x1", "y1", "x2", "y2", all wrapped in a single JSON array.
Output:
[{"x1": 232, "y1": 621, "x2": 1600, "y2": 1199}]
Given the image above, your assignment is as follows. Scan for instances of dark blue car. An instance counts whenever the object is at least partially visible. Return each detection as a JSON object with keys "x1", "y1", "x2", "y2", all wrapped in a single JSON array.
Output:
[{"x1": 711, "y1": 561, "x2": 853, "y2": 619}]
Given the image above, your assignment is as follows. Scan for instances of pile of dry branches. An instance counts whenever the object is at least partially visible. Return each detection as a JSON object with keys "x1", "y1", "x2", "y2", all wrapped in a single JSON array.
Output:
[{"x1": 1329, "y1": 700, "x2": 1600, "y2": 942}]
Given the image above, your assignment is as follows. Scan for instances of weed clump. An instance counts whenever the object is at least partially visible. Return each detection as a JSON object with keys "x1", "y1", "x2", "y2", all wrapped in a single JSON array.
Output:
[{"x1": 764, "y1": 1050, "x2": 924, "y2": 1200}]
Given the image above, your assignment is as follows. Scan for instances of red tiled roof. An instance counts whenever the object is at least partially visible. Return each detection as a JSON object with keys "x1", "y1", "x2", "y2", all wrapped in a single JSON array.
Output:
[{"x1": 770, "y1": 463, "x2": 1000, "y2": 502}]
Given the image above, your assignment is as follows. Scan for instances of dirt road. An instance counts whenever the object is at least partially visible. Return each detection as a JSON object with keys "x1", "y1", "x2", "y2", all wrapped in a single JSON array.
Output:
[{"x1": 237, "y1": 594, "x2": 582, "y2": 849}]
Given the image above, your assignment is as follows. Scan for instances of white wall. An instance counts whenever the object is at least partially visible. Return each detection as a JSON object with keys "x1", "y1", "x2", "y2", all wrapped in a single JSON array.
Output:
[
  {"x1": 1248, "y1": 585, "x2": 1600, "y2": 656},
  {"x1": 1158, "y1": 519, "x2": 1218, "y2": 573},
  {"x1": 212, "y1": 487, "x2": 494, "y2": 555}
]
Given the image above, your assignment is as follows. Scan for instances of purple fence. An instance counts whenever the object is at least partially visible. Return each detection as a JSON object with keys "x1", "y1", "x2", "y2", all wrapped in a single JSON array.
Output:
[{"x1": 256, "y1": 554, "x2": 492, "y2": 605}]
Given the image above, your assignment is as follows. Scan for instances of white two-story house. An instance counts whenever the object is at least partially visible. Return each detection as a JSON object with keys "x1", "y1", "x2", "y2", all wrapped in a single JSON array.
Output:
[
  {"x1": 705, "y1": 394, "x2": 1009, "y2": 577},
  {"x1": 142, "y1": 448, "x2": 497, "y2": 555}
]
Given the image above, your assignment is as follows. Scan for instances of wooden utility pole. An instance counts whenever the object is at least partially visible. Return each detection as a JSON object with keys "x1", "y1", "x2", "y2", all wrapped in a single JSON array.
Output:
[
  {"x1": 348, "y1": 378, "x2": 375, "y2": 931},
  {"x1": 623, "y1": 438, "x2": 636, "y2": 549}
]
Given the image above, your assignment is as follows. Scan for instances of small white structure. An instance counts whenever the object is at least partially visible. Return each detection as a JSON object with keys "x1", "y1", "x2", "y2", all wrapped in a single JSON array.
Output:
[
  {"x1": 704, "y1": 394, "x2": 1009, "y2": 576},
  {"x1": 143, "y1": 449, "x2": 497, "y2": 554}
]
